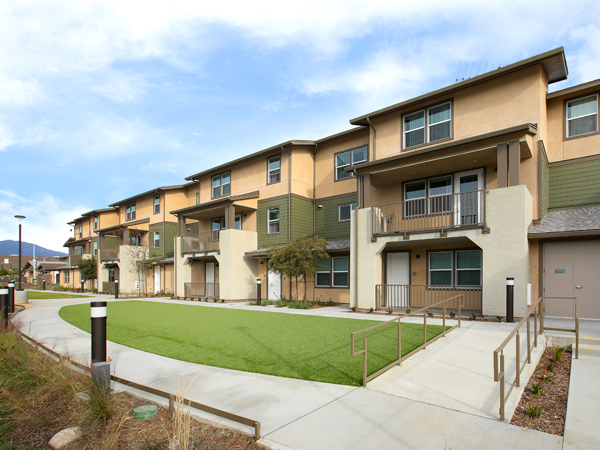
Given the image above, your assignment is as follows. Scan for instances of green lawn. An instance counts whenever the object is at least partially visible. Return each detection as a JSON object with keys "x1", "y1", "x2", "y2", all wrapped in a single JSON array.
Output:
[
  {"x1": 28, "y1": 291, "x2": 91, "y2": 299},
  {"x1": 59, "y1": 301, "x2": 446, "y2": 386}
]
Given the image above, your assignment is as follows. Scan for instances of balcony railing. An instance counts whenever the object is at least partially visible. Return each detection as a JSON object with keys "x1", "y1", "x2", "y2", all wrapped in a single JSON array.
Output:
[
  {"x1": 375, "y1": 284, "x2": 482, "y2": 314},
  {"x1": 100, "y1": 246, "x2": 120, "y2": 262},
  {"x1": 181, "y1": 232, "x2": 219, "y2": 255},
  {"x1": 184, "y1": 282, "x2": 219, "y2": 299},
  {"x1": 372, "y1": 190, "x2": 486, "y2": 236},
  {"x1": 69, "y1": 254, "x2": 83, "y2": 267}
]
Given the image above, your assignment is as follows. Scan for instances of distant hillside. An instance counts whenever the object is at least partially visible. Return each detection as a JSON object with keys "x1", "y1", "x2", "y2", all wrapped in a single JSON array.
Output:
[{"x1": 0, "y1": 240, "x2": 67, "y2": 257}]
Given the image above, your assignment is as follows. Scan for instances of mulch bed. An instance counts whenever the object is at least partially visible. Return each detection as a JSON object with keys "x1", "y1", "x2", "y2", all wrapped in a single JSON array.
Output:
[{"x1": 510, "y1": 346, "x2": 572, "y2": 435}]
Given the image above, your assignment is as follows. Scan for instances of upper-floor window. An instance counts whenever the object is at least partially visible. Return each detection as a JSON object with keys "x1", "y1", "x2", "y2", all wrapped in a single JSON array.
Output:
[
  {"x1": 404, "y1": 102, "x2": 452, "y2": 149},
  {"x1": 154, "y1": 195, "x2": 160, "y2": 214},
  {"x1": 196, "y1": 192, "x2": 200, "y2": 205},
  {"x1": 338, "y1": 203, "x2": 357, "y2": 222},
  {"x1": 78, "y1": 226, "x2": 82, "y2": 239},
  {"x1": 268, "y1": 208, "x2": 280, "y2": 234},
  {"x1": 212, "y1": 172, "x2": 231, "y2": 198},
  {"x1": 154, "y1": 231, "x2": 160, "y2": 248},
  {"x1": 268, "y1": 155, "x2": 281, "y2": 184},
  {"x1": 335, "y1": 146, "x2": 368, "y2": 181},
  {"x1": 567, "y1": 95, "x2": 598, "y2": 138},
  {"x1": 93, "y1": 216, "x2": 98, "y2": 230},
  {"x1": 93, "y1": 241, "x2": 98, "y2": 256},
  {"x1": 126, "y1": 202, "x2": 136, "y2": 221}
]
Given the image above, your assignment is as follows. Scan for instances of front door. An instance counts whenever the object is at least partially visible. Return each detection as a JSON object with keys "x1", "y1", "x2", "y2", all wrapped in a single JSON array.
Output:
[
  {"x1": 385, "y1": 252, "x2": 410, "y2": 308},
  {"x1": 206, "y1": 262, "x2": 215, "y2": 298},
  {"x1": 454, "y1": 169, "x2": 484, "y2": 226},
  {"x1": 154, "y1": 265, "x2": 161, "y2": 293},
  {"x1": 268, "y1": 269, "x2": 281, "y2": 301}
]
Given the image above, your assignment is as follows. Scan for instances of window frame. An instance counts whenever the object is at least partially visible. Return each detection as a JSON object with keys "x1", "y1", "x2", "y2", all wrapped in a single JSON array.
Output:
[
  {"x1": 267, "y1": 207, "x2": 280, "y2": 235},
  {"x1": 125, "y1": 202, "x2": 136, "y2": 221},
  {"x1": 455, "y1": 250, "x2": 482, "y2": 286},
  {"x1": 566, "y1": 94, "x2": 598, "y2": 139},
  {"x1": 93, "y1": 241, "x2": 98, "y2": 256},
  {"x1": 78, "y1": 226, "x2": 82, "y2": 239},
  {"x1": 315, "y1": 259, "x2": 331, "y2": 287},
  {"x1": 154, "y1": 195, "x2": 161, "y2": 215},
  {"x1": 403, "y1": 101, "x2": 452, "y2": 150},
  {"x1": 427, "y1": 249, "x2": 482, "y2": 287},
  {"x1": 267, "y1": 154, "x2": 281, "y2": 185},
  {"x1": 334, "y1": 145, "x2": 368, "y2": 181},
  {"x1": 153, "y1": 230, "x2": 160, "y2": 248},
  {"x1": 338, "y1": 203, "x2": 357, "y2": 222},
  {"x1": 93, "y1": 216, "x2": 98, "y2": 230},
  {"x1": 428, "y1": 251, "x2": 453, "y2": 286},
  {"x1": 315, "y1": 256, "x2": 349, "y2": 288},
  {"x1": 64, "y1": 271, "x2": 70, "y2": 283},
  {"x1": 212, "y1": 171, "x2": 231, "y2": 199}
]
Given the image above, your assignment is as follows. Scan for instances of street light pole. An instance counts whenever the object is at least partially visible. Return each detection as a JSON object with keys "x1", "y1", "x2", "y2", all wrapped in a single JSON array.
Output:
[{"x1": 14, "y1": 216, "x2": 26, "y2": 290}]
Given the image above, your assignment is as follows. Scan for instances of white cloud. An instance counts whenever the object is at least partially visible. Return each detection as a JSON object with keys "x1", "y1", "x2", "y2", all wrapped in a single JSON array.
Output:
[
  {"x1": 0, "y1": 190, "x2": 89, "y2": 253},
  {"x1": 90, "y1": 71, "x2": 149, "y2": 103}
]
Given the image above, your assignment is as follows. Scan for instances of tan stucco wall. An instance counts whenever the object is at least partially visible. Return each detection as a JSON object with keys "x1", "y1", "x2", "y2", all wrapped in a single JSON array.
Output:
[
  {"x1": 117, "y1": 244, "x2": 150, "y2": 294},
  {"x1": 174, "y1": 238, "x2": 192, "y2": 297},
  {"x1": 217, "y1": 229, "x2": 258, "y2": 300}
]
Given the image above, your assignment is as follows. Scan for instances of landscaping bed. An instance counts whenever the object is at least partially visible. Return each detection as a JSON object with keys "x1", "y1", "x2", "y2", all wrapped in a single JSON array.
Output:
[{"x1": 510, "y1": 346, "x2": 572, "y2": 435}]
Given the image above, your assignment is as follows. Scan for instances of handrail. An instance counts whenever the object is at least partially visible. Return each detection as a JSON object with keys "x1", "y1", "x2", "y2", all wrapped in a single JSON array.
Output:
[
  {"x1": 493, "y1": 296, "x2": 578, "y2": 422},
  {"x1": 351, "y1": 294, "x2": 463, "y2": 387}
]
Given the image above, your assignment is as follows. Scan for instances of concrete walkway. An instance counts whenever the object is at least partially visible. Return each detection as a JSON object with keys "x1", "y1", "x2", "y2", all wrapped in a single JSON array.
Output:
[{"x1": 15, "y1": 294, "x2": 598, "y2": 449}]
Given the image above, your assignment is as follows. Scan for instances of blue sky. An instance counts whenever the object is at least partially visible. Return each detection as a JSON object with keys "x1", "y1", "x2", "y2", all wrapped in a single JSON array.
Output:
[{"x1": 1, "y1": 0, "x2": 600, "y2": 252}]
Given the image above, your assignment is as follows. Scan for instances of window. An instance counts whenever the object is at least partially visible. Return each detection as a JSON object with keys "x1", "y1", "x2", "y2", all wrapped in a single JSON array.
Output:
[
  {"x1": 235, "y1": 213, "x2": 242, "y2": 230},
  {"x1": 212, "y1": 172, "x2": 231, "y2": 198},
  {"x1": 129, "y1": 233, "x2": 141, "y2": 245},
  {"x1": 212, "y1": 217, "x2": 225, "y2": 241},
  {"x1": 93, "y1": 242, "x2": 98, "y2": 256},
  {"x1": 268, "y1": 155, "x2": 281, "y2": 184},
  {"x1": 335, "y1": 146, "x2": 368, "y2": 180},
  {"x1": 154, "y1": 195, "x2": 160, "y2": 214},
  {"x1": 404, "y1": 102, "x2": 452, "y2": 149},
  {"x1": 428, "y1": 176, "x2": 452, "y2": 213},
  {"x1": 196, "y1": 192, "x2": 200, "y2": 205},
  {"x1": 108, "y1": 267, "x2": 115, "y2": 283},
  {"x1": 316, "y1": 257, "x2": 349, "y2": 287},
  {"x1": 567, "y1": 95, "x2": 598, "y2": 138},
  {"x1": 268, "y1": 208, "x2": 280, "y2": 234},
  {"x1": 404, "y1": 180, "x2": 426, "y2": 217},
  {"x1": 338, "y1": 203, "x2": 357, "y2": 222},
  {"x1": 78, "y1": 226, "x2": 82, "y2": 239},
  {"x1": 64, "y1": 271, "x2": 70, "y2": 283},
  {"x1": 93, "y1": 216, "x2": 98, "y2": 230},
  {"x1": 154, "y1": 231, "x2": 160, "y2": 248},
  {"x1": 428, "y1": 250, "x2": 481, "y2": 286},
  {"x1": 126, "y1": 202, "x2": 136, "y2": 221}
]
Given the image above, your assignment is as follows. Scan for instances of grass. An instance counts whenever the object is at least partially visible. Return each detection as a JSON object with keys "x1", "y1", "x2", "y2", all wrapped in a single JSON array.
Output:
[
  {"x1": 60, "y1": 301, "x2": 447, "y2": 386},
  {"x1": 28, "y1": 291, "x2": 91, "y2": 299}
]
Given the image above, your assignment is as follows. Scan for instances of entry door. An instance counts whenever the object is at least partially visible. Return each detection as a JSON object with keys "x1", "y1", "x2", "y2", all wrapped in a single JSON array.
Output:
[
  {"x1": 206, "y1": 262, "x2": 215, "y2": 297},
  {"x1": 544, "y1": 240, "x2": 600, "y2": 319},
  {"x1": 154, "y1": 265, "x2": 161, "y2": 293},
  {"x1": 268, "y1": 269, "x2": 281, "y2": 301},
  {"x1": 454, "y1": 169, "x2": 484, "y2": 226},
  {"x1": 386, "y1": 252, "x2": 410, "y2": 308}
]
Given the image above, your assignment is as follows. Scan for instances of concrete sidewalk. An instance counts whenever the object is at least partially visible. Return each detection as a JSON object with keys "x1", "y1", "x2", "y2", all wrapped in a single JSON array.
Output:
[{"x1": 15, "y1": 294, "x2": 597, "y2": 449}]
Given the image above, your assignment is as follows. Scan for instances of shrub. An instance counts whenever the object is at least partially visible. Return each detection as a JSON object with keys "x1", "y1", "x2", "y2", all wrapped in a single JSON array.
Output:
[
  {"x1": 555, "y1": 345, "x2": 567, "y2": 361},
  {"x1": 527, "y1": 404, "x2": 541, "y2": 418}
]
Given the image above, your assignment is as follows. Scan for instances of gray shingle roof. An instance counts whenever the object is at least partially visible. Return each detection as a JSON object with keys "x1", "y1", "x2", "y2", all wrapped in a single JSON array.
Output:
[{"x1": 529, "y1": 207, "x2": 600, "y2": 235}]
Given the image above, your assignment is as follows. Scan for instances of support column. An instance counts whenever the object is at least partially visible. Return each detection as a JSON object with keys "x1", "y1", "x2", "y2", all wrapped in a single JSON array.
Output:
[
  {"x1": 497, "y1": 143, "x2": 508, "y2": 188},
  {"x1": 178, "y1": 216, "x2": 186, "y2": 236},
  {"x1": 508, "y1": 141, "x2": 520, "y2": 187}
]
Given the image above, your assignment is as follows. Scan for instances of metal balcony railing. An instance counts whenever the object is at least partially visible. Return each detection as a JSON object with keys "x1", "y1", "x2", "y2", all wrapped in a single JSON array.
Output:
[
  {"x1": 375, "y1": 284, "x2": 482, "y2": 314},
  {"x1": 181, "y1": 232, "x2": 219, "y2": 255},
  {"x1": 100, "y1": 246, "x2": 120, "y2": 262},
  {"x1": 372, "y1": 190, "x2": 486, "y2": 236},
  {"x1": 184, "y1": 282, "x2": 219, "y2": 299}
]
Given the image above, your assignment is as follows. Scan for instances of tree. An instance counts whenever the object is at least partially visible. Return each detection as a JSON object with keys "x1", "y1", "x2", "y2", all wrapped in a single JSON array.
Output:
[
  {"x1": 122, "y1": 244, "x2": 151, "y2": 296},
  {"x1": 78, "y1": 256, "x2": 97, "y2": 281},
  {"x1": 267, "y1": 235, "x2": 330, "y2": 301}
]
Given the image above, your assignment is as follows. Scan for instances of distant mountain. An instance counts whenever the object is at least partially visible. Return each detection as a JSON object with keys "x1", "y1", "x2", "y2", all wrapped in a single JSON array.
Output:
[{"x1": 0, "y1": 240, "x2": 67, "y2": 257}]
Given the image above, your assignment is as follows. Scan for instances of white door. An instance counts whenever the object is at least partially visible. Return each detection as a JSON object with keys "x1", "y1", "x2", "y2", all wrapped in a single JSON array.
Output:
[
  {"x1": 268, "y1": 269, "x2": 281, "y2": 301},
  {"x1": 154, "y1": 265, "x2": 161, "y2": 293},
  {"x1": 386, "y1": 252, "x2": 410, "y2": 308},
  {"x1": 206, "y1": 262, "x2": 215, "y2": 297},
  {"x1": 454, "y1": 168, "x2": 484, "y2": 226}
]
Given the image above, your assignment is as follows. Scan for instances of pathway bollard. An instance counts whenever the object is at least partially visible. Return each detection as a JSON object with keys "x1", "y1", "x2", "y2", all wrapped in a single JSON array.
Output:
[
  {"x1": 0, "y1": 288, "x2": 8, "y2": 327},
  {"x1": 7, "y1": 283, "x2": 15, "y2": 314},
  {"x1": 506, "y1": 277, "x2": 514, "y2": 323},
  {"x1": 114, "y1": 279, "x2": 119, "y2": 299},
  {"x1": 257, "y1": 279, "x2": 261, "y2": 306},
  {"x1": 42, "y1": 280, "x2": 46, "y2": 290},
  {"x1": 81, "y1": 279, "x2": 85, "y2": 293},
  {"x1": 90, "y1": 301, "x2": 110, "y2": 392}
]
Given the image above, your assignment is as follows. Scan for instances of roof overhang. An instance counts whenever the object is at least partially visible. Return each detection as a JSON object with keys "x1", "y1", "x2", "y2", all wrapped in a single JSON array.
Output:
[
  {"x1": 108, "y1": 185, "x2": 185, "y2": 208},
  {"x1": 96, "y1": 218, "x2": 150, "y2": 234},
  {"x1": 170, "y1": 191, "x2": 260, "y2": 220}
]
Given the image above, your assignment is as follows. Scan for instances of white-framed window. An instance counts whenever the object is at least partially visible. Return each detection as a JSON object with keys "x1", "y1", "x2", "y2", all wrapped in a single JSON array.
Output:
[
  {"x1": 212, "y1": 171, "x2": 231, "y2": 198},
  {"x1": 154, "y1": 195, "x2": 160, "y2": 214},
  {"x1": 78, "y1": 226, "x2": 82, "y2": 239},
  {"x1": 455, "y1": 250, "x2": 482, "y2": 285},
  {"x1": 338, "y1": 203, "x2": 357, "y2": 222},
  {"x1": 93, "y1": 216, "x2": 98, "y2": 230},
  {"x1": 335, "y1": 146, "x2": 368, "y2": 180},
  {"x1": 428, "y1": 251, "x2": 453, "y2": 285},
  {"x1": 316, "y1": 256, "x2": 349, "y2": 287},
  {"x1": 316, "y1": 259, "x2": 331, "y2": 287},
  {"x1": 235, "y1": 213, "x2": 242, "y2": 230},
  {"x1": 566, "y1": 95, "x2": 598, "y2": 138},
  {"x1": 404, "y1": 180, "x2": 427, "y2": 217},
  {"x1": 93, "y1": 241, "x2": 98, "y2": 256},
  {"x1": 64, "y1": 271, "x2": 70, "y2": 283},
  {"x1": 126, "y1": 202, "x2": 136, "y2": 221},
  {"x1": 268, "y1": 155, "x2": 281, "y2": 184},
  {"x1": 428, "y1": 175, "x2": 452, "y2": 214},
  {"x1": 154, "y1": 231, "x2": 160, "y2": 248},
  {"x1": 268, "y1": 208, "x2": 280, "y2": 234},
  {"x1": 211, "y1": 217, "x2": 225, "y2": 241},
  {"x1": 428, "y1": 250, "x2": 482, "y2": 286},
  {"x1": 404, "y1": 102, "x2": 452, "y2": 149}
]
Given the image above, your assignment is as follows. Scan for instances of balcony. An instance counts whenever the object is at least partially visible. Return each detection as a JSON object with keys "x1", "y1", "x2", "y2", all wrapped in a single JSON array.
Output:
[
  {"x1": 372, "y1": 190, "x2": 486, "y2": 236},
  {"x1": 69, "y1": 254, "x2": 83, "y2": 267},
  {"x1": 100, "y1": 246, "x2": 120, "y2": 262},
  {"x1": 376, "y1": 284, "x2": 482, "y2": 314},
  {"x1": 184, "y1": 282, "x2": 219, "y2": 299},
  {"x1": 181, "y1": 232, "x2": 219, "y2": 255}
]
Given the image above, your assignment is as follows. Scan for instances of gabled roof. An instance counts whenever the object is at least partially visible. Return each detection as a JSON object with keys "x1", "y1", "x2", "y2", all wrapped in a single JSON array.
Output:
[
  {"x1": 350, "y1": 47, "x2": 568, "y2": 126},
  {"x1": 546, "y1": 78, "x2": 600, "y2": 100},
  {"x1": 108, "y1": 185, "x2": 186, "y2": 207},
  {"x1": 529, "y1": 206, "x2": 600, "y2": 238}
]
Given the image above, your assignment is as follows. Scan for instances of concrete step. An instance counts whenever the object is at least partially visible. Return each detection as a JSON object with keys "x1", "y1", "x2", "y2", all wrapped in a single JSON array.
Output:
[{"x1": 546, "y1": 334, "x2": 600, "y2": 357}]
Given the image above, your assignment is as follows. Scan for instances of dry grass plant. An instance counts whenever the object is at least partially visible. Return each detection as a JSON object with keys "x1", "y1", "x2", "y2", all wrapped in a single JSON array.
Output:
[{"x1": 169, "y1": 378, "x2": 196, "y2": 450}]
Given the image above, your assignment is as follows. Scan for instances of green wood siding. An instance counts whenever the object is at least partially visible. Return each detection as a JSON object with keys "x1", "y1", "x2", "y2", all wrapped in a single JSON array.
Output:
[
  {"x1": 315, "y1": 194, "x2": 358, "y2": 240},
  {"x1": 290, "y1": 196, "x2": 314, "y2": 241},
  {"x1": 549, "y1": 159, "x2": 600, "y2": 210},
  {"x1": 185, "y1": 223, "x2": 199, "y2": 235},
  {"x1": 104, "y1": 237, "x2": 119, "y2": 247},
  {"x1": 539, "y1": 145, "x2": 550, "y2": 218},
  {"x1": 149, "y1": 222, "x2": 178, "y2": 258},
  {"x1": 258, "y1": 197, "x2": 289, "y2": 248}
]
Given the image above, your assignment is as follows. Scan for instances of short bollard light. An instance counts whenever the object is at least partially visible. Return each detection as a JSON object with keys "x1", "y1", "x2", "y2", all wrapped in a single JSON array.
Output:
[
  {"x1": 90, "y1": 301, "x2": 110, "y2": 393},
  {"x1": 42, "y1": 279, "x2": 46, "y2": 290},
  {"x1": 506, "y1": 277, "x2": 514, "y2": 323},
  {"x1": 0, "y1": 288, "x2": 8, "y2": 328},
  {"x1": 114, "y1": 279, "x2": 119, "y2": 299},
  {"x1": 81, "y1": 278, "x2": 86, "y2": 293},
  {"x1": 256, "y1": 278, "x2": 262, "y2": 306},
  {"x1": 7, "y1": 283, "x2": 15, "y2": 314}
]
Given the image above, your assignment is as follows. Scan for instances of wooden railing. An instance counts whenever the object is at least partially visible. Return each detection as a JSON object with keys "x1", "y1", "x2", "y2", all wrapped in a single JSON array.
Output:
[
  {"x1": 372, "y1": 190, "x2": 486, "y2": 235},
  {"x1": 100, "y1": 246, "x2": 120, "y2": 262},
  {"x1": 69, "y1": 254, "x2": 83, "y2": 266},
  {"x1": 184, "y1": 282, "x2": 219, "y2": 299},
  {"x1": 181, "y1": 232, "x2": 219, "y2": 255},
  {"x1": 376, "y1": 284, "x2": 481, "y2": 314}
]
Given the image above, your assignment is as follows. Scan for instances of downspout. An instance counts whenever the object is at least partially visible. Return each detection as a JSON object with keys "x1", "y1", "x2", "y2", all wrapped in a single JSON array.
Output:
[{"x1": 367, "y1": 117, "x2": 376, "y2": 160}]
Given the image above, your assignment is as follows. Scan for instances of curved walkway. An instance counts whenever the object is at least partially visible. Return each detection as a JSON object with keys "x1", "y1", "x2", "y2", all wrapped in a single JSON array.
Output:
[{"x1": 17, "y1": 293, "x2": 594, "y2": 449}]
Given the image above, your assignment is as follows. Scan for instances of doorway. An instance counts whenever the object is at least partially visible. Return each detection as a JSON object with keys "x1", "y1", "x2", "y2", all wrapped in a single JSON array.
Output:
[
  {"x1": 454, "y1": 168, "x2": 484, "y2": 226},
  {"x1": 385, "y1": 252, "x2": 410, "y2": 308},
  {"x1": 206, "y1": 261, "x2": 215, "y2": 297},
  {"x1": 268, "y1": 269, "x2": 281, "y2": 301},
  {"x1": 154, "y1": 265, "x2": 161, "y2": 293}
]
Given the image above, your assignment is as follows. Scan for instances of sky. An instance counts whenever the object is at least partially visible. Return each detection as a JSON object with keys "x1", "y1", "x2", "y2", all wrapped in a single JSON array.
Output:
[{"x1": 1, "y1": 0, "x2": 600, "y2": 253}]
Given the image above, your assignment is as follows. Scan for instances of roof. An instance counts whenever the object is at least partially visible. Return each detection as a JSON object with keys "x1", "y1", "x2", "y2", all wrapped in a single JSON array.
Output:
[
  {"x1": 315, "y1": 127, "x2": 367, "y2": 144},
  {"x1": 350, "y1": 47, "x2": 568, "y2": 126},
  {"x1": 185, "y1": 140, "x2": 315, "y2": 181},
  {"x1": 546, "y1": 78, "x2": 600, "y2": 100},
  {"x1": 67, "y1": 207, "x2": 117, "y2": 225},
  {"x1": 23, "y1": 260, "x2": 69, "y2": 271},
  {"x1": 96, "y1": 218, "x2": 150, "y2": 234},
  {"x1": 529, "y1": 207, "x2": 600, "y2": 238},
  {"x1": 108, "y1": 185, "x2": 186, "y2": 207},
  {"x1": 170, "y1": 191, "x2": 260, "y2": 216},
  {"x1": 245, "y1": 239, "x2": 351, "y2": 257}
]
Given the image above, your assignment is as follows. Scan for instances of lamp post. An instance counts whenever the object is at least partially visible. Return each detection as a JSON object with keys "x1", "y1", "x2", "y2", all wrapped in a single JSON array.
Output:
[{"x1": 14, "y1": 215, "x2": 26, "y2": 290}]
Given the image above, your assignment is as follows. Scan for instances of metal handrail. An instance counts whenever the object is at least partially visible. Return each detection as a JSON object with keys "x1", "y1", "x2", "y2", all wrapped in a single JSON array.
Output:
[
  {"x1": 493, "y1": 296, "x2": 579, "y2": 421},
  {"x1": 351, "y1": 294, "x2": 463, "y2": 387}
]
